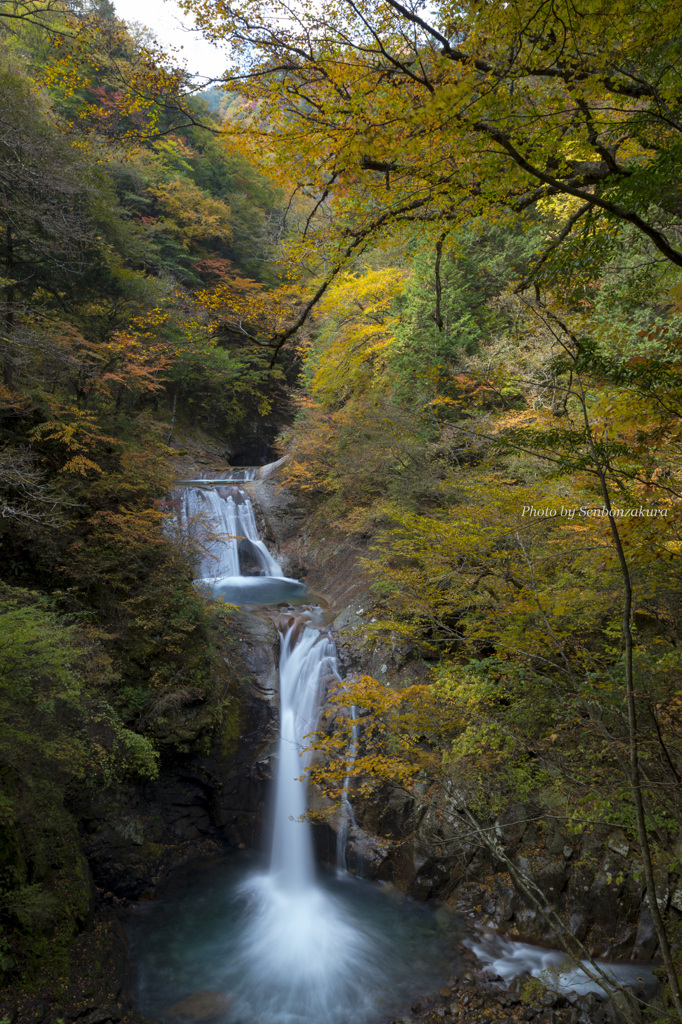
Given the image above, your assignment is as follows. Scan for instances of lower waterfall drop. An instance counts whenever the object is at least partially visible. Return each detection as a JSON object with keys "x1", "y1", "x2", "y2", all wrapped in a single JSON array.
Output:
[
  {"x1": 123, "y1": 474, "x2": 459, "y2": 1022},
  {"x1": 269, "y1": 624, "x2": 336, "y2": 887},
  {"x1": 235, "y1": 622, "x2": 380, "y2": 1024}
]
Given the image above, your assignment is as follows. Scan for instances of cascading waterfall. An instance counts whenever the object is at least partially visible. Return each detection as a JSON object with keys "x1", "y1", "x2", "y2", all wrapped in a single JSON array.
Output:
[
  {"x1": 127, "y1": 465, "x2": 656, "y2": 1024},
  {"x1": 181, "y1": 484, "x2": 282, "y2": 580},
  {"x1": 172, "y1": 476, "x2": 384, "y2": 1023},
  {"x1": 269, "y1": 624, "x2": 338, "y2": 886},
  {"x1": 235, "y1": 623, "x2": 382, "y2": 1024},
  {"x1": 177, "y1": 478, "x2": 361, "y2": 883}
]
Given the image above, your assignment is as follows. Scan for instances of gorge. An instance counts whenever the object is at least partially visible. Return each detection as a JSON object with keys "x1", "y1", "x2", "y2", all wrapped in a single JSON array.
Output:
[
  {"x1": 124, "y1": 467, "x2": 656, "y2": 1024},
  {"x1": 1, "y1": 5, "x2": 681, "y2": 1019}
]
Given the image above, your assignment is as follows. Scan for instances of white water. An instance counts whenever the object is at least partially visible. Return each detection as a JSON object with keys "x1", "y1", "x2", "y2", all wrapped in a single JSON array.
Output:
[
  {"x1": 180, "y1": 481, "x2": 282, "y2": 580},
  {"x1": 234, "y1": 873, "x2": 378, "y2": 1023},
  {"x1": 270, "y1": 624, "x2": 338, "y2": 885},
  {"x1": 470, "y1": 932, "x2": 654, "y2": 999},
  {"x1": 237, "y1": 618, "x2": 382, "y2": 1022},
  {"x1": 336, "y1": 704, "x2": 360, "y2": 874}
]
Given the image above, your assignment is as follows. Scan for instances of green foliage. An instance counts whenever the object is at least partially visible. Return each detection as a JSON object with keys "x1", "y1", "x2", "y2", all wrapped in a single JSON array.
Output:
[
  {"x1": 390, "y1": 218, "x2": 543, "y2": 384},
  {"x1": 0, "y1": 19, "x2": 283, "y2": 983},
  {"x1": 0, "y1": 584, "x2": 160, "y2": 979},
  {"x1": 285, "y1": 158, "x2": 682, "y2": 939}
]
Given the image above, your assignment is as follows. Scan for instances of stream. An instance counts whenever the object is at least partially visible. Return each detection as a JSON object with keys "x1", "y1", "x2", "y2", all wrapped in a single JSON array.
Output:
[{"x1": 125, "y1": 468, "x2": 656, "y2": 1024}]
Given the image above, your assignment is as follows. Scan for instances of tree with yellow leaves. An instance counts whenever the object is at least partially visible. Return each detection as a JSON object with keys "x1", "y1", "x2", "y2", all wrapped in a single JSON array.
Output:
[{"x1": 181, "y1": 0, "x2": 682, "y2": 352}]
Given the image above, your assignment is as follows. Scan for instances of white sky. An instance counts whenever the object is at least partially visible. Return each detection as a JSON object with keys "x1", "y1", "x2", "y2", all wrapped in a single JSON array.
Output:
[{"x1": 113, "y1": 0, "x2": 228, "y2": 82}]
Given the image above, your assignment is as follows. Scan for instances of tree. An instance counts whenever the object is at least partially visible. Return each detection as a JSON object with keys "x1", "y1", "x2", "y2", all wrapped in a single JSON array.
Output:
[
  {"x1": 286, "y1": 202, "x2": 682, "y2": 1015},
  {"x1": 352, "y1": 313, "x2": 682, "y2": 1017},
  {"x1": 180, "y1": 0, "x2": 682, "y2": 354}
]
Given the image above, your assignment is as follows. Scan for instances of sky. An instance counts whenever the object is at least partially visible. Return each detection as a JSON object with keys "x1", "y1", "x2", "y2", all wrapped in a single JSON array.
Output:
[{"x1": 112, "y1": 0, "x2": 228, "y2": 82}]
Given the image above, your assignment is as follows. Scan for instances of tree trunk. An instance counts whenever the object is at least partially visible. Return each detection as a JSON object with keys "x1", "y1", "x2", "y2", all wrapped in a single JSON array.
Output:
[
  {"x1": 578, "y1": 375, "x2": 682, "y2": 1022},
  {"x1": 3, "y1": 224, "x2": 15, "y2": 388},
  {"x1": 166, "y1": 390, "x2": 178, "y2": 445}
]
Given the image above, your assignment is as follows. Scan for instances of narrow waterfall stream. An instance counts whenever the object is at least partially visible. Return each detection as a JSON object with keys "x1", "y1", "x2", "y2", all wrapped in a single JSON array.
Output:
[
  {"x1": 336, "y1": 704, "x2": 359, "y2": 875},
  {"x1": 127, "y1": 472, "x2": 464, "y2": 1023},
  {"x1": 125, "y1": 469, "x2": 657, "y2": 1024},
  {"x1": 269, "y1": 624, "x2": 337, "y2": 886}
]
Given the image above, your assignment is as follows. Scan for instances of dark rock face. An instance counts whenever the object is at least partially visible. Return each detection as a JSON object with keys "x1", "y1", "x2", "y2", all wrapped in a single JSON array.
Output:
[
  {"x1": 349, "y1": 787, "x2": 657, "y2": 960},
  {"x1": 73, "y1": 610, "x2": 279, "y2": 905},
  {"x1": 0, "y1": 918, "x2": 153, "y2": 1024},
  {"x1": 228, "y1": 418, "x2": 283, "y2": 467}
]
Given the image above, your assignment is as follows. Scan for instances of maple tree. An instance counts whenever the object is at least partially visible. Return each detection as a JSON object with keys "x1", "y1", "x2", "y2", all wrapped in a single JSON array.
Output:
[{"x1": 180, "y1": 0, "x2": 682, "y2": 352}]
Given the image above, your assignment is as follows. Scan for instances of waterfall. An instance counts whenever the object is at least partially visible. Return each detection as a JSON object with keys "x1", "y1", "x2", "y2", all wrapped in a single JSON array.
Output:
[
  {"x1": 180, "y1": 474, "x2": 354, "y2": 880},
  {"x1": 270, "y1": 624, "x2": 339, "y2": 887},
  {"x1": 190, "y1": 475, "x2": 378, "y2": 1024},
  {"x1": 233, "y1": 617, "x2": 378, "y2": 1024},
  {"x1": 180, "y1": 482, "x2": 282, "y2": 580},
  {"x1": 336, "y1": 704, "x2": 359, "y2": 874}
]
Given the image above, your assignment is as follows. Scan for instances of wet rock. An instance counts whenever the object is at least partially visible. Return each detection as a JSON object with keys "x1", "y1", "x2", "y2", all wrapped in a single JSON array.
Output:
[
  {"x1": 633, "y1": 902, "x2": 658, "y2": 959},
  {"x1": 165, "y1": 989, "x2": 234, "y2": 1022},
  {"x1": 605, "y1": 925, "x2": 637, "y2": 959},
  {"x1": 79, "y1": 1010, "x2": 123, "y2": 1024},
  {"x1": 566, "y1": 910, "x2": 589, "y2": 943},
  {"x1": 670, "y1": 884, "x2": 682, "y2": 913},
  {"x1": 606, "y1": 833, "x2": 630, "y2": 858},
  {"x1": 506, "y1": 978, "x2": 525, "y2": 1003}
]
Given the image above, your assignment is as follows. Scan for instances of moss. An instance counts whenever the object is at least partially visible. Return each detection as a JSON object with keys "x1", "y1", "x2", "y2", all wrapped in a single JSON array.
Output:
[
  {"x1": 1, "y1": 793, "x2": 92, "y2": 986},
  {"x1": 220, "y1": 697, "x2": 243, "y2": 762}
]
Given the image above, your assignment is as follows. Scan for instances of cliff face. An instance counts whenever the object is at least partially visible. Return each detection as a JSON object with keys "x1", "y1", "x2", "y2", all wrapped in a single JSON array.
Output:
[
  {"x1": 254, "y1": 471, "x2": 664, "y2": 963},
  {"x1": 60, "y1": 449, "x2": 289, "y2": 911},
  {"x1": 73, "y1": 608, "x2": 279, "y2": 904}
]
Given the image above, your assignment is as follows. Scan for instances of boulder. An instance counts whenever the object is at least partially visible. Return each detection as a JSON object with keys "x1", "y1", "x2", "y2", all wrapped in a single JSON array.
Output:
[{"x1": 165, "y1": 989, "x2": 234, "y2": 1022}]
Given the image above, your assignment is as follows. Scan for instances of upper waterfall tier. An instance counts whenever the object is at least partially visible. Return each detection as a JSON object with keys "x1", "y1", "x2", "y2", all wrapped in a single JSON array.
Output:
[{"x1": 180, "y1": 484, "x2": 282, "y2": 579}]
